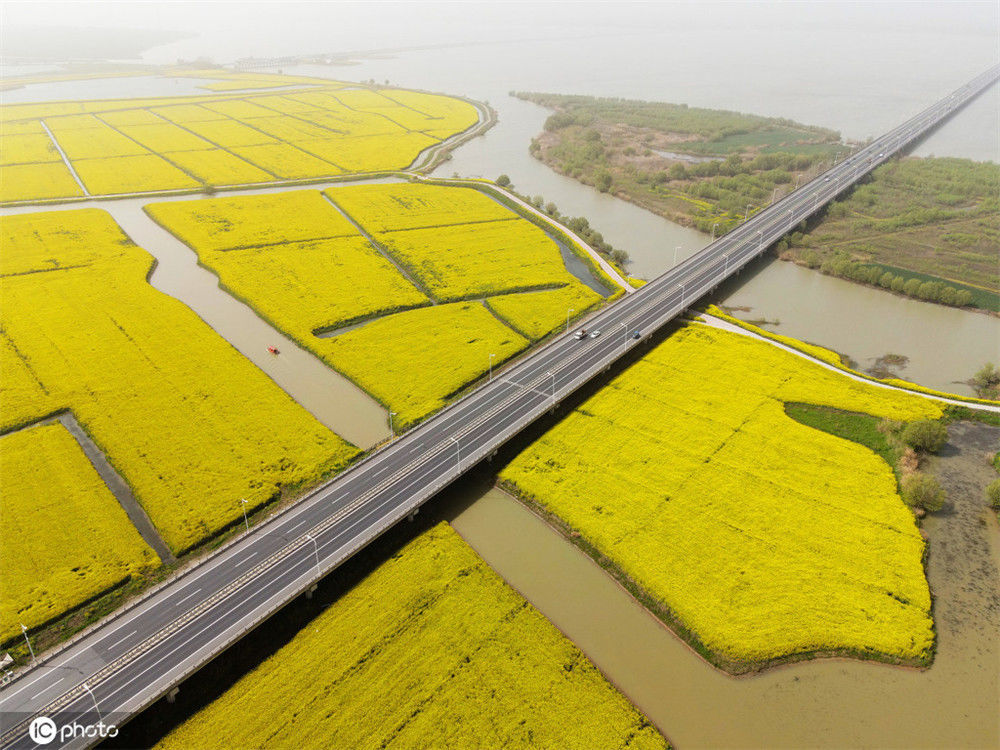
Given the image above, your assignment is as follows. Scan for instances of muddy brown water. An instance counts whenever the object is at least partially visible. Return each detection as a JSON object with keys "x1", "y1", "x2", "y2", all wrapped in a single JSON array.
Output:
[{"x1": 449, "y1": 421, "x2": 1000, "y2": 748}]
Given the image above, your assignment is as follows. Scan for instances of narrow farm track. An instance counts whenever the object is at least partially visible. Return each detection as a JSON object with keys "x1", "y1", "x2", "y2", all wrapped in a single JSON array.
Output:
[{"x1": 1, "y1": 65, "x2": 998, "y2": 750}]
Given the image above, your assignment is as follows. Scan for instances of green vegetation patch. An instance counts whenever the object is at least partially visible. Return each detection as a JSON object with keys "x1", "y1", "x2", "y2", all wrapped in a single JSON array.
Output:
[
  {"x1": 786, "y1": 157, "x2": 1000, "y2": 305},
  {"x1": 784, "y1": 402, "x2": 902, "y2": 480},
  {"x1": 514, "y1": 91, "x2": 842, "y2": 234}
]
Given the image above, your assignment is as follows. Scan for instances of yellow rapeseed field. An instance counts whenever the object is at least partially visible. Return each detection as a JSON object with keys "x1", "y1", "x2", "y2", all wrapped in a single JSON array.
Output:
[
  {"x1": 112, "y1": 121, "x2": 215, "y2": 152},
  {"x1": 186, "y1": 235, "x2": 430, "y2": 335},
  {"x1": 319, "y1": 302, "x2": 529, "y2": 426},
  {"x1": 147, "y1": 184, "x2": 612, "y2": 427},
  {"x1": 0, "y1": 162, "x2": 82, "y2": 202},
  {"x1": 72, "y1": 154, "x2": 199, "y2": 195},
  {"x1": 1, "y1": 422, "x2": 158, "y2": 640},
  {"x1": 0, "y1": 133, "x2": 61, "y2": 165},
  {"x1": 155, "y1": 524, "x2": 668, "y2": 750},
  {"x1": 300, "y1": 132, "x2": 438, "y2": 172},
  {"x1": 501, "y1": 324, "x2": 941, "y2": 668},
  {"x1": 486, "y1": 283, "x2": 603, "y2": 339},
  {"x1": 162, "y1": 149, "x2": 274, "y2": 186},
  {"x1": 229, "y1": 143, "x2": 343, "y2": 179},
  {"x1": 145, "y1": 190, "x2": 357, "y2": 250},
  {"x1": 372, "y1": 219, "x2": 582, "y2": 301},
  {"x1": 329, "y1": 182, "x2": 585, "y2": 301},
  {"x1": 45, "y1": 119, "x2": 148, "y2": 160},
  {"x1": 327, "y1": 182, "x2": 514, "y2": 232},
  {"x1": 0, "y1": 209, "x2": 357, "y2": 553},
  {"x1": 1, "y1": 81, "x2": 481, "y2": 201}
]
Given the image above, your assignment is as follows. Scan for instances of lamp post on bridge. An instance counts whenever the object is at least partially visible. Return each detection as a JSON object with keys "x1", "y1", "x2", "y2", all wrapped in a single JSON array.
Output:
[
  {"x1": 305, "y1": 533, "x2": 320, "y2": 576},
  {"x1": 449, "y1": 436, "x2": 461, "y2": 471},
  {"x1": 488, "y1": 353, "x2": 495, "y2": 382},
  {"x1": 565, "y1": 308, "x2": 574, "y2": 332},
  {"x1": 546, "y1": 371, "x2": 556, "y2": 407},
  {"x1": 240, "y1": 498, "x2": 249, "y2": 534},
  {"x1": 19, "y1": 624, "x2": 35, "y2": 666},
  {"x1": 82, "y1": 682, "x2": 101, "y2": 722},
  {"x1": 744, "y1": 203, "x2": 752, "y2": 221},
  {"x1": 673, "y1": 245, "x2": 681, "y2": 266},
  {"x1": 711, "y1": 222, "x2": 719, "y2": 241},
  {"x1": 389, "y1": 410, "x2": 397, "y2": 440}
]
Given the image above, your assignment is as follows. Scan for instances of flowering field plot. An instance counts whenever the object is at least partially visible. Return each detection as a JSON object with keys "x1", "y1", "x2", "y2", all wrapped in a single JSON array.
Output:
[
  {"x1": 149, "y1": 184, "x2": 609, "y2": 426},
  {"x1": 327, "y1": 182, "x2": 514, "y2": 232},
  {"x1": 172, "y1": 70, "x2": 339, "y2": 92},
  {"x1": 0, "y1": 423, "x2": 159, "y2": 641},
  {"x1": 327, "y1": 182, "x2": 597, "y2": 302},
  {"x1": 146, "y1": 191, "x2": 431, "y2": 335},
  {"x1": 155, "y1": 524, "x2": 668, "y2": 750},
  {"x1": 323, "y1": 303, "x2": 529, "y2": 426},
  {"x1": 501, "y1": 324, "x2": 942, "y2": 670},
  {"x1": 486, "y1": 284, "x2": 603, "y2": 340},
  {"x1": 147, "y1": 190, "x2": 359, "y2": 250},
  {"x1": 0, "y1": 162, "x2": 83, "y2": 203},
  {"x1": 0, "y1": 80, "x2": 480, "y2": 201},
  {"x1": 0, "y1": 209, "x2": 357, "y2": 554}
]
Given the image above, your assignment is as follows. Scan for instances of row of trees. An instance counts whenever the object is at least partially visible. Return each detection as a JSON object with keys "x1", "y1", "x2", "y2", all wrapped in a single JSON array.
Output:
[
  {"x1": 496, "y1": 175, "x2": 630, "y2": 270},
  {"x1": 788, "y1": 249, "x2": 976, "y2": 308}
]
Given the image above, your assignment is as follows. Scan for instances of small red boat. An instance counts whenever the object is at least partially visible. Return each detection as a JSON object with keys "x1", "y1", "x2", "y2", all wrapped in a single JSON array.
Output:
[{"x1": 267, "y1": 345, "x2": 279, "y2": 355}]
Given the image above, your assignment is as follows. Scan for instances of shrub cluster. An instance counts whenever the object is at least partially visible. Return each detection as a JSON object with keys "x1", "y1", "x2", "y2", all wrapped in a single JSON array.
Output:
[{"x1": 810, "y1": 252, "x2": 974, "y2": 307}]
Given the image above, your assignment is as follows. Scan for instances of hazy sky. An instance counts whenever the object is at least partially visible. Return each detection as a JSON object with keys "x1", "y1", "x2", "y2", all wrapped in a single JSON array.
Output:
[{"x1": 4, "y1": 1, "x2": 998, "y2": 61}]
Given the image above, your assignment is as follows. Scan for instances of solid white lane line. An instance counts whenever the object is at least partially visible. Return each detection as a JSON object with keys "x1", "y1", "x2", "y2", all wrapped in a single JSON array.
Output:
[
  {"x1": 104, "y1": 630, "x2": 138, "y2": 653},
  {"x1": 31, "y1": 677, "x2": 64, "y2": 700},
  {"x1": 1, "y1": 671, "x2": 50, "y2": 702},
  {"x1": 173, "y1": 590, "x2": 200, "y2": 608}
]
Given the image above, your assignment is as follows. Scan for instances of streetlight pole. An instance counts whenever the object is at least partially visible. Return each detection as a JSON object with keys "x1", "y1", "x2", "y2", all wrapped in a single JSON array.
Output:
[
  {"x1": 389, "y1": 411, "x2": 397, "y2": 440},
  {"x1": 82, "y1": 682, "x2": 101, "y2": 721},
  {"x1": 305, "y1": 533, "x2": 320, "y2": 576},
  {"x1": 488, "y1": 353, "x2": 495, "y2": 382},
  {"x1": 711, "y1": 222, "x2": 719, "y2": 241},
  {"x1": 677, "y1": 282, "x2": 685, "y2": 306},
  {"x1": 620, "y1": 322, "x2": 627, "y2": 349},
  {"x1": 771, "y1": 186, "x2": 779, "y2": 204},
  {"x1": 546, "y1": 371, "x2": 556, "y2": 407},
  {"x1": 565, "y1": 308, "x2": 574, "y2": 333},
  {"x1": 744, "y1": 203, "x2": 751, "y2": 221},
  {"x1": 449, "y1": 436, "x2": 460, "y2": 470},
  {"x1": 19, "y1": 624, "x2": 35, "y2": 666},
  {"x1": 673, "y1": 245, "x2": 681, "y2": 266},
  {"x1": 240, "y1": 498, "x2": 249, "y2": 534}
]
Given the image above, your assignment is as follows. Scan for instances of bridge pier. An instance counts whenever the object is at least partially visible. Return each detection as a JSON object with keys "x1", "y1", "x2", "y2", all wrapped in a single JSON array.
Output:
[
  {"x1": 305, "y1": 584, "x2": 318, "y2": 599},
  {"x1": 407, "y1": 508, "x2": 419, "y2": 522},
  {"x1": 166, "y1": 687, "x2": 179, "y2": 703}
]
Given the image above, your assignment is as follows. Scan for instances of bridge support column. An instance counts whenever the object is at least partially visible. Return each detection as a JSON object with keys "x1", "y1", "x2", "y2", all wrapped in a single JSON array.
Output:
[
  {"x1": 167, "y1": 687, "x2": 179, "y2": 703},
  {"x1": 305, "y1": 584, "x2": 318, "y2": 599},
  {"x1": 407, "y1": 508, "x2": 419, "y2": 522}
]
